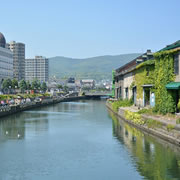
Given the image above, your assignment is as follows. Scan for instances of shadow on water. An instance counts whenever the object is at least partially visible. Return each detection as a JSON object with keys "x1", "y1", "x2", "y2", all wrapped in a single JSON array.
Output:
[{"x1": 109, "y1": 111, "x2": 180, "y2": 180}]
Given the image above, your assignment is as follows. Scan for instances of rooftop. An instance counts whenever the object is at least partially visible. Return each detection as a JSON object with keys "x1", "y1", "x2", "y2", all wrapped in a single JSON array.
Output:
[
  {"x1": 159, "y1": 40, "x2": 180, "y2": 52},
  {"x1": 0, "y1": 32, "x2": 6, "y2": 48}
]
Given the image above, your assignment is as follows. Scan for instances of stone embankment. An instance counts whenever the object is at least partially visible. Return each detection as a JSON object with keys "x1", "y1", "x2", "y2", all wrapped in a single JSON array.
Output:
[
  {"x1": 106, "y1": 102, "x2": 180, "y2": 147},
  {"x1": 0, "y1": 96, "x2": 86, "y2": 118}
]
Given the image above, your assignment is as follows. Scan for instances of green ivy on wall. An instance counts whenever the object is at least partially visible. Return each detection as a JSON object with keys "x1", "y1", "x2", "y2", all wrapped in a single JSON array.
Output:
[
  {"x1": 134, "y1": 60, "x2": 155, "y2": 99},
  {"x1": 153, "y1": 50, "x2": 177, "y2": 114},
  {"x1": 133, "y1": 48, "x2": 179, "y2": 114}
]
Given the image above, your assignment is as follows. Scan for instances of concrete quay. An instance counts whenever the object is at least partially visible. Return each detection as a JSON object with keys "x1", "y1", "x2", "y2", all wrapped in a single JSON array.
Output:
[{"x1": 106, "y1": 102, "x2": 180, "y2": 147}]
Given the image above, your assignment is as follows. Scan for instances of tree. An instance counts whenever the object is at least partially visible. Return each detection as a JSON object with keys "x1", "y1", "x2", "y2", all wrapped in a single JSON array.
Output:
[
  {"x1": 26, "y1": 81, "x2": 31, "y2": 90},
  {"x1": 19, "y1": 79, "x2": 27, "y2": 93},
  {"x1": 63, "y1": 85, "x2": 69, "y2": 92},
  {"x1": 57, "y1": 84, "x2": 63, "y2": 90},
  {"x1": 41, "y1": 82, "x2": 47, "y2": 92},
  {"x1": 31, "y1": 79, "x2": 41, "y2": 91},
  {"x1": 12, "y1": 79, "x2": 18, "y2": 89},
  {"x1": 2, "y1": 79, "x2": 12, "y2": 94}
]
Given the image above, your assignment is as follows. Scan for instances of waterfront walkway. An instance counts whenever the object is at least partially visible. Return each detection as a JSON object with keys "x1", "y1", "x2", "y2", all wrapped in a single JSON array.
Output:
[{"x1": 120, "y1": 106, "x2": 178, "y2": 126}]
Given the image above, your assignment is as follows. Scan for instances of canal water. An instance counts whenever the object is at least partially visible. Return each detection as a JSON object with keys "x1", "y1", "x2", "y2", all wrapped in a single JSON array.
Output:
[{"x1": 0, "y1": 100, "x2": 180, "y2": 180}]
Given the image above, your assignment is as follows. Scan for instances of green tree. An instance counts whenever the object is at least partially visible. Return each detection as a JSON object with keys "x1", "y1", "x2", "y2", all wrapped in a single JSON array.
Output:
[
  {"x1": 63, "y1": 85, "x2": 69, "y2": 92},
  {"x1": 57, "y1": 84, "x2": 63, "y2": 90},
  {"x1": 31, "y1": 79, "x2": 41, "y2": 91},
  {"x1": 12, "y1": 79, "x2": 18, "y2": 89},
  {"x1": 2, "y1": 79, "x2": 12, "y2": 94},
  {"x1": 41, "y1": 82, "x2": 47, "y2": 92},
  {"x1": 19, "y1": 79, "x2": 27, "y2": 93},
  {"x1": 26, "y1": 80, "x2": 31, "y2": 90}
]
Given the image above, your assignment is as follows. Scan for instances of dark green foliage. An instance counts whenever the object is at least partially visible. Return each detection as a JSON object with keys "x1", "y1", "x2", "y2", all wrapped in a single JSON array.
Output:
[
  {"x1": 63, "y1": 86, "x2": 69, "y2": 92},
  {"x1": 41, "y1": 82, "x2": 47, "y2": 92},
  {"x1": 12, "y1": 79, "x2": 18, "y2": 89},
  {"x1": 19, "y1": 79, "x2": 27, "y2": 93},
  {"x1": 26, "y1": 81, "x2": 31, "y2": 90},
  {"x1": 57, "y1": 84, "x2": 63, "y2": 90},
  {"x1": 2, "y1": 79, "x2": 12, "y2": 90},
  {"x1": 31, "y1": 79, "x2": 41, "y2": 90}
]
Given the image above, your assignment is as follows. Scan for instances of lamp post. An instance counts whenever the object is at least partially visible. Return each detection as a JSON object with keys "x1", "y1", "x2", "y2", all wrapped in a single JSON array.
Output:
[
  {"x1": 15, "y1": 85, "x2": 17, "y2": 94},
  {"x1": 9, "y1": 86, "x2": 11, "y2": 94}
]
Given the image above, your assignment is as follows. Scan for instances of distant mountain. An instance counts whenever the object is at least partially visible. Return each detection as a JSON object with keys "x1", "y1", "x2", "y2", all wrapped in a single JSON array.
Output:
[{"x1": 49, "y1": 53, "x2": 141, "y2": 80}]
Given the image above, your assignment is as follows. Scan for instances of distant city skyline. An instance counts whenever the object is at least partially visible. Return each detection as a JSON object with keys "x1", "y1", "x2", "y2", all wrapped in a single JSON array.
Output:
[{"x1": 1, "y1": 0, "x2": 179, "y2": 58}]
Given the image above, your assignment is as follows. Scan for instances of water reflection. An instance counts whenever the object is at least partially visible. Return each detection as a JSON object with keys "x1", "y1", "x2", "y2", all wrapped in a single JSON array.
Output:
[
  {"x1": 0, "y1": 109, "x2": 49, "y2": 140},
  {"x1": 110, "y1": 111, "x2": 180, "y2": 180}
]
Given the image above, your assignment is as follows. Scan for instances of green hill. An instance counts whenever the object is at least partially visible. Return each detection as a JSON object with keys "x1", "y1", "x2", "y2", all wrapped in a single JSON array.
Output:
[{"x1": 49, "y1": 53, "x2": 141, "y2": 80}]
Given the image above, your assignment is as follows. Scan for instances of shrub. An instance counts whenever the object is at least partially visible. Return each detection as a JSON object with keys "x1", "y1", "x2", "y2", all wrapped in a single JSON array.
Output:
[
  {"x1": 146, "y1": 119, "x2": 162, "y2": 129},
  {"x1": 138, "y1": 108, "x2": 152, "y2": 114},
  {"x1": 166, "y1": 124, "x2": 175, "y2": 132},
  {"x1": 178, "y1": 100, "x2": 180, "y2": 111},
  {"x1": 176, "y1": 118, "x2": 180, "y2": 124},
  {"x1": 125, "y1": 110, "x2": 145, "y2": 125},
  {"x1": 112, "y1": 98, "x2": 133, "y2": 112}
]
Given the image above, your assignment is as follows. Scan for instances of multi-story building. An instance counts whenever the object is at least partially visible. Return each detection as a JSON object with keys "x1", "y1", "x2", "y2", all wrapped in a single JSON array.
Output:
[
  {"x1": 81, "y1": 79, "x2": 95, "y2": 89},
  {"x1": 25, "y1": 56, "x2": 49, "y2": 82},
  {"x1": 114, "y1": 50, "x2": 153, "y2": 101},
  {"x1": 0, "y1": 33, "x2": 13, "y2": 86},
  {"x1": 7, "y1": 41, "x2": 25, "y2": 81}
]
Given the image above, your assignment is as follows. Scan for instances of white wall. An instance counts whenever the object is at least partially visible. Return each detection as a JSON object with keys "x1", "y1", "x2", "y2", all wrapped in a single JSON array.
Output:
[{"x1": 123, "y1": 72, "x2": 134, "y2": 99}]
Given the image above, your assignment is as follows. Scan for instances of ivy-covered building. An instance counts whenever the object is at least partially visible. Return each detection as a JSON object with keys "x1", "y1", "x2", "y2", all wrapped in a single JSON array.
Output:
[
  {"x1": 131, "y1": 40, "x2": 180, "y2": 111},
  {"x1": 133, "y1": 59, "x2": 155, "y2": 107},
  {"x1": 113, "y1": 40, "x2": 180, "y2": 113},
  {"x1": 114, "y1": 50, "x2": 153, "y2": 100},
  {"x1": 154, "y1": 40, "x2": 180, "y2": 114},
  {"x1": 132, "y1": 40, "x2": 180, "y2": 113}
]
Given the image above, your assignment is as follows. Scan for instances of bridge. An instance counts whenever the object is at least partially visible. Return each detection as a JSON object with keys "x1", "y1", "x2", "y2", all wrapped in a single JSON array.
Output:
[{"x1": 84, "y1": 91, "x2": 112, "y2": 99}]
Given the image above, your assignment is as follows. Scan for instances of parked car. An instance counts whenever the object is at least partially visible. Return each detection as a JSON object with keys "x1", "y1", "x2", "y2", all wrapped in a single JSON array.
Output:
[
  {"x1": 9, "y1": 99, "x2": 15, "y2": 105},
  {"x1": 34, "y1": 98, "x2": 42, "y2": 102}
]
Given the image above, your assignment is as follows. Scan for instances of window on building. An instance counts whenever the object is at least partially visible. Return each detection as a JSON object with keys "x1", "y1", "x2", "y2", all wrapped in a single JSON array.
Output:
[
  {"x1": 125, "y1": 88, "x2": 128, "y2": 99},
  {"x1": 174, "y1": 54, "x2": 179, "y2": 75},
  {"x1": 119, "y1": 87, "x2": 122, "y2": 98}
]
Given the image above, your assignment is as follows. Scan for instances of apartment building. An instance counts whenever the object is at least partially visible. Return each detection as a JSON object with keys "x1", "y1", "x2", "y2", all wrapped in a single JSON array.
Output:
[
  {"x1": 25, "y1": 56, "x2": 49, "y2": 82},
  {"x1": 7, "y1": 41, "x2": 25, "y2": 80},
  {"x1": 0, "y1": 33, "x2": 13, "y2": 83}
]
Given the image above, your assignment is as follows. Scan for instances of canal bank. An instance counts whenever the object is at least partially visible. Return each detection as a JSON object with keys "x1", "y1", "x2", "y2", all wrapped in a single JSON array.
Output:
[
  {"x1": 0, "y1": 96, "x2": 87, "y2": 118},
  {"x1": 106, "y1": 101, "x2": 180, "y2": 147}
]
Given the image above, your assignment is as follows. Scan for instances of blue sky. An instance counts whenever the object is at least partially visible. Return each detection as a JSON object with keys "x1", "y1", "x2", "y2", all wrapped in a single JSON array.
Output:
[{"x1": 0, "y1": 0, "x2": 179, "y2": 58}]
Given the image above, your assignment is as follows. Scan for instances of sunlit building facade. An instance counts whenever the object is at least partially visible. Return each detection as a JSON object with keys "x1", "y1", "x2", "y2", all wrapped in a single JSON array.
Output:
[
  {"x1": 0, "y1": 33, "x2": 13, "y2": 85},
  {"x1": 25, "y1": 56, "x2": 49, "y2": 82},
  {"x1": 7, "y1": 41, "x2": 25, "y2": 81}
]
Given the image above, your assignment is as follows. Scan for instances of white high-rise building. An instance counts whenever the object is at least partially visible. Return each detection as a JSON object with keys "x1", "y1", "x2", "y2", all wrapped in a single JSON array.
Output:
[
  {"x1": 0, "y1": 32, "x2": 13, "y2": 84},
  {"x1": 7, "y1": 41, "x2": 25, "y2": 81},
  {"x1": 25, "y1": 56, "x2": 49, "y2": 82}
]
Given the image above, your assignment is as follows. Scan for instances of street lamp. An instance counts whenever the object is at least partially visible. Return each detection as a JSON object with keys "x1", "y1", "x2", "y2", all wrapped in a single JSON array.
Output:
[
  {"x1": 14, "y1": 86, "x2": 17, "y2": 94},
  {"x1": 9, "y1": 86, "x2": 11, "y2": 94}
]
